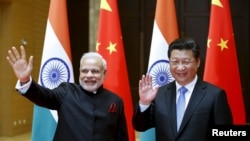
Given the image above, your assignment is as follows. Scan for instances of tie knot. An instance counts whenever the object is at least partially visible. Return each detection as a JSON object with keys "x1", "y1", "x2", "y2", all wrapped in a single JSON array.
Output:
[{"x1": 179, "y1": 87, "x2": 187, "y2": 94}]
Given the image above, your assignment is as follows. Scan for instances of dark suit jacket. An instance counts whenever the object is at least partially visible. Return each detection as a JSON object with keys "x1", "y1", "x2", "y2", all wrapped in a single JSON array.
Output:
[
  {"x1": 132, "y1": 79, "x2": 233, "y2": 141},
  {"x1": 22, "y1": 81, "x2": 128, "y2": 141}
]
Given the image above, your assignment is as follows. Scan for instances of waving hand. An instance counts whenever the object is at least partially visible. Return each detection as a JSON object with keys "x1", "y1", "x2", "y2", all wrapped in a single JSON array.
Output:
[
  {"x1": 138, "y1": 74, "x2": 159, "y2": 105},
  {"x1": 6, "y1": 46, "x2": 33, "y2": 83}
]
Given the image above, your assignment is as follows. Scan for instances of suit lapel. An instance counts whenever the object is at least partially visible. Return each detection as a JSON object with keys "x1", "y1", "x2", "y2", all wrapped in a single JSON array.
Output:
[
  {"x1": 178, "y1": 79, "x2": 207, "y2": 132},
  {"x1": 164, "y1": 82, "x2": 178, "y2": 135}
]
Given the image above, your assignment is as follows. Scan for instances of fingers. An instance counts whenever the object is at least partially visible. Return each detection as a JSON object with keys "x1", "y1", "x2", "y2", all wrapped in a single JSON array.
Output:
[
  {"x1": 6, "y1": 47, "x2": 20, "y2": 66},
  {"x1": 20, "y1": 45, "x2": 26, "y2": 59},
  {"x1": 138, "y1": 75, "x2": 145, "y2": 89},
  {"x1": 13, "y1": 46, "x2": 21, "y2": 59},
  {"x1": 145, "y1": 74, "x2": 150, "y2": 85},
  {"x1": 28, "y1": 56, "x2": 34, "y2": 69},
  {"x1": 144, "y1": 74, "x2": 152, "y2": 87},
  {"x1": 139, "y1": 74, "x2": 153, "y2": 88},
  {"x1": 7, "y1": 47, "x2": 17, "y2": 65},
  {"x1": 6, "y1": 46, "x2": 27, "y2": 66},
  {"x1": 6, "y1": 56, "x2": 14, "y2": 66}
]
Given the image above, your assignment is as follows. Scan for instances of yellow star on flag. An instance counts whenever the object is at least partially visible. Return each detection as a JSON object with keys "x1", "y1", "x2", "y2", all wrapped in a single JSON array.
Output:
[
  {"x1": 217, "y1": 38, "x2": 228, "y2": 51},
  {"x1": 100, "y1": 0, "x2": 112, "y2": 11},
  {"x1": 207, "y1": 38, "x2": 212, "y2": 48},
  {"x1": 96, "y1": 42, "x2": 101, "y2": 51},
  {"x1": 106, "y1": 41, "x2": 117, "y2": 54},
  {"x1": 212, "y1": 0, "x2": 223, "y2": 7}
]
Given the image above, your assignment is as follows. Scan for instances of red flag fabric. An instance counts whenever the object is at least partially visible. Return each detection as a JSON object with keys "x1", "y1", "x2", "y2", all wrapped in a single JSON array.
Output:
[
  {"x1": 96, "y1": 0, "x2": 135, "y2": 140},
  {"x1": 204, "y1": 0, "x2": 246, "y2": 124}
]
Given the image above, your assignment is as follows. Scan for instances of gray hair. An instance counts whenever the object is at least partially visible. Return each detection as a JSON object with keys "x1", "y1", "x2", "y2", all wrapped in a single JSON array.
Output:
[{"x1": 80, "y1": 52, "x2": 107, "y2": 70}]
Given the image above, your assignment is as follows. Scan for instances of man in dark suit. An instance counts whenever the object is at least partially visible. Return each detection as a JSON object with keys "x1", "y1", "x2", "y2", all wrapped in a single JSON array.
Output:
[
  {"x1": 6, "y1": 46, "x2": 128, "y2": 141},
  {"x1": 132, "y1": 37, "x2": 233, "y2": 141}
]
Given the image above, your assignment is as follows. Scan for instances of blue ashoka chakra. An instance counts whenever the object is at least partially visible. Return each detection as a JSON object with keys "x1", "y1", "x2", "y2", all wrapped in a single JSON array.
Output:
[
  {"x1": 40, "y1": 58, "x2": 70, "y2": 89},
  {"x1": 148, "y1": 60, "x2": 174, "y2": 87}
]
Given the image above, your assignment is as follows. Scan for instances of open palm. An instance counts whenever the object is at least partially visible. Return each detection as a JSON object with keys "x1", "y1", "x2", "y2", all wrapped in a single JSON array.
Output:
[
  {"x1": 6, "y1": 46, "x2": 33, "y2": 82},
  {"x1": 138, "y1": 74, "x2": 159, "y2": 105}
]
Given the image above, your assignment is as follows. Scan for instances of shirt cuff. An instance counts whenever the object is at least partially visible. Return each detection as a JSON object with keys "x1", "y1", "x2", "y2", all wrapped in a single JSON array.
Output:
[
  {"x1": 15, "y1": 76, "x2": 32, "y2": 94},
  {"x1": 139, "y1": 103, "x2": 150, "y2": 112}
]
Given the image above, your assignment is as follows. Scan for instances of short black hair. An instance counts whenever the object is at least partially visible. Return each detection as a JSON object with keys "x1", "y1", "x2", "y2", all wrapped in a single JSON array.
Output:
[{"x1": 167, "y1": 37, "x2": 200, "y2": 60}]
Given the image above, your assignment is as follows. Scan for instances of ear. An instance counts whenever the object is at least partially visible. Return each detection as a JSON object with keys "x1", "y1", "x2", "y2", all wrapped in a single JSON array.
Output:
[
  {"x1": 197, "y1": 58, "x2": 201, "y2": 68},
  {"x1": 103, "y1": 70, "x2": 107, "y2": 77}
]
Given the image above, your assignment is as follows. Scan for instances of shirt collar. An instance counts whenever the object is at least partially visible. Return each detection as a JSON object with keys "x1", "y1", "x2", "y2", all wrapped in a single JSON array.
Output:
[{"x1": 175, "y1": 75, "x2": 198, "y2": 92}]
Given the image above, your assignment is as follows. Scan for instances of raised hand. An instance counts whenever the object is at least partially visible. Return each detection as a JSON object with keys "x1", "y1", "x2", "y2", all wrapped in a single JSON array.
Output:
[
  {"x1": 6, "y1": 46, "x2": 33, "y2": 83},
  {"x1": 138, "y1": 74, "x2": 159, "y2": 105}
]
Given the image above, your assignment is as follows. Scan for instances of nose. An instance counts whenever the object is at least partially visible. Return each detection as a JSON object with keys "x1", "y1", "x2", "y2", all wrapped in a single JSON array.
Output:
[
  {"x1": 176, "y1": 64, "x2": 186, "y2": 70},
  {"x1": 86, "y1": 71, "x2": 94, "y2": 76}
]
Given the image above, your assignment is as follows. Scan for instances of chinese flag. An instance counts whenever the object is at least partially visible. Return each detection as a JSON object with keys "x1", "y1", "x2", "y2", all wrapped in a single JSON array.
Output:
[
  {"x1": 96, "y1": 0, "x2": 135, "y2": 141},
  {"x1": 204, "y1": 0, "x2": 246, "y2": 124}
]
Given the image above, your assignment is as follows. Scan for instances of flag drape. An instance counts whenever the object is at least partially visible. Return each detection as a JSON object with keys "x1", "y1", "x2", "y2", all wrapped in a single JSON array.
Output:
[
  {"x1": 141, "y1": 0, "x2": 179, "y2": 140},
  {"x1": 96, "y1": 0, "x2": 135, "y2": 141},
  {"x1": 204, "y1": 0, "x2": 246, "y2": 124},
  {"x1": 32, "y1": 0, "x2": 74, "y2": 140}
]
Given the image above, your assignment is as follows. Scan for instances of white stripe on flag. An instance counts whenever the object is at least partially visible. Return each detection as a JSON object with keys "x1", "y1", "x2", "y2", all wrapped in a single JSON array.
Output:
[
  {"x1": 38, "y1": 21, "x2": 74, "y2": 121},
  {"x1": 148, "y1": 21, "x2": 169, "y2": 69},
  {"x1": 147, "y1": 21, "x2": 174, "y2": 87},
  {"x1": 39, "y1": 21, "x2": 73, "y2": 75}
]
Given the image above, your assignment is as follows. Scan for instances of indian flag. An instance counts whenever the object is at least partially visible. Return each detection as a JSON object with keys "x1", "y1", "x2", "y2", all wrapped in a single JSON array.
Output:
[
  {"x1": 141, "y1": 0, "x2": 179, "y2": 140},
  {"x1": 31, "y1": 0, "x2": 74, "y2": 140}
]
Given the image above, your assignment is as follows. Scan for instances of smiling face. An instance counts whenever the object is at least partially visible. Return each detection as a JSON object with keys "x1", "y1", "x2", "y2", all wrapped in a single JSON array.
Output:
[
  {"x1": 79, "y1": 56, "x2": 106, "y2": 92},
  {"x1": 169, "y1": 49, "x2": 200, "y2": 86}
]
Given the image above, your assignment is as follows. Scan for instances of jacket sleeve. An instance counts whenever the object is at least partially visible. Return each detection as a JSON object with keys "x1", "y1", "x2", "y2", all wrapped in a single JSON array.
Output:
[
  {"x1": 132, "y1": 102, "x2": 155, "y2": 131},
  {"x1": 21, "y1": 80, "x2": 67, "y2": 110},
  {"x1": 115, "y1": 100, "x2": 129, "y2": 141},
  {"x1": 213, "y1": 89, "x2": 233, "y2": 124}
]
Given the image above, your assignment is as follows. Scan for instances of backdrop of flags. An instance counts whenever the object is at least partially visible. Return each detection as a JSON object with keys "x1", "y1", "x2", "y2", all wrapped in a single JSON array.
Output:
[
  {"x1": 32, "y1": 0, "x2": 74, "y2": 140},
  {"x1": 203, "y1": 0, "x2": 246, "y2": 124},
  {"x1": 141, "y1": 0, "x2": 179, "y2": 140},
  {"x1": 96, "y1": 0, "x2": 135, "y2": 141}
]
